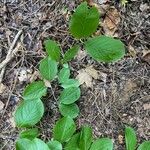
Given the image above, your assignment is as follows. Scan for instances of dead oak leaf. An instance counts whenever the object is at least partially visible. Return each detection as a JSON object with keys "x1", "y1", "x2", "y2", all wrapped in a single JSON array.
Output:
[{"x1": 102, "y1": 7, "x2": 120, "y2": 36}]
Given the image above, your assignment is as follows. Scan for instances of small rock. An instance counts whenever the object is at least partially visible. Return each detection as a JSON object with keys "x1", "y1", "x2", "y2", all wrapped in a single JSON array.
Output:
[{"x1": 143, "y1": 103, "x2": 150, "y2": 110}]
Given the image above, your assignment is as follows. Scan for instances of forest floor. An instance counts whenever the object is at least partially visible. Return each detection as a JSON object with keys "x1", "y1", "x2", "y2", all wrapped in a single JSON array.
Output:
[{"x1": 0, "y1": 0, "x2": 150, "y2": 149}]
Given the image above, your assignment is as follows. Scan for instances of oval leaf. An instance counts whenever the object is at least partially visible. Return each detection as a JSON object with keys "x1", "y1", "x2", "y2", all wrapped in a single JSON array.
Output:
[
  {"x1": 85, "y1": 36, "x2": 125, "y2": 63},
  {"x1": 62, "y1": 45, "x2": 79, "y2": 63},
  {"x1": 59, "y1": 87, "x2": 81, "y2": 104},
  {"x1": 53, "y1": 117, "x2": 76, "y2": 143},
  {"x1": 65, "y1": 133, "x2": 80, "y2": 150},
  {"x1": 59, "y1": 103, "x2": 79, "y2": 118},
  {"x1": 16, "y1": 138, "x2": 49, "y2": 150},
  {"x1": 39, "y1": 57, "x2": 58, "y2": 80},
  {"x1": 47, "y1": 140, "x2": 62, "y2": 150},
  {"x1": 23, "y1": 81, "x2": 47, "y2": 100},
  {"x1": 90, "y1": 138, "x2": 113, "y2": 150},
  {"x1": 69, "y1": 2, "x2": 100, "y2": 39},
  {"x1": 14, "y1": 99, "x2": 44, "y2": 127},
  {"x1": 125, "y1": 126, "x2": 137, "y2": 150},
  {"x1": 137, "y1": 141, "x2": 150, "y2": 150},
  {"x1": 61, "y1": 79, "x2": 80, "y2": 89},
  {"x1": 58, "y1": 67, "x2": 70, "y2": 83},
  {"x1": 79, "y1": 125, "x2": 93, "y2": 150},
  {"x1": 19, "y1": 128, "x2": 39, "y2": 140},
  {"x1": 44, "y1": 39, "x2": 61, "y2": 61}
]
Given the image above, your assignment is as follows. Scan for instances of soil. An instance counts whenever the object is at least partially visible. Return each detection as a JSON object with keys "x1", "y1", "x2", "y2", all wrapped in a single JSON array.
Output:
[{"x1": 0, "y1": 0, "x2": 150, "y2": 150}]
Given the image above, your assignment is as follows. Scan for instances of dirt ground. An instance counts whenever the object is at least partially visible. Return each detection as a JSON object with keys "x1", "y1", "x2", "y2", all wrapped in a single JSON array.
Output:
[{"x1": 0, "y1": 0, "x2": 150, "y2": 150}]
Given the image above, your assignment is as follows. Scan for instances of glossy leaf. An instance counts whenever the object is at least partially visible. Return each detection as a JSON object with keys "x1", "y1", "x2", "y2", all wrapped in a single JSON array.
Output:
[
  {"x1": 61, "y1": 79, "x2": 80, "y2": 89},
  {"x1": 16, "y1": 138, "x2": 49, "y2": 150},
  {"x1": 39, "y1": 57, "x2": 58, "y2": 80},
  {"x1": 62, "y1": 45, "x2": 79, "y2": 63},
  {"x1": 125, "y1": 126, "x2": 137, "y2": 150},
  {"x1": 23, "y1": 81, "x2": 47, "y2": 100},
  {"x1": 69, "y1": 2, "x2": 99, "y2": 39},
  {"x1": 59, "y1": 103, "x2": 79, "y2": 118},
  {"x1": 47, "y1": 140, "x2": 62, "y2": 150},
  {"x1": 44, "y1": 39, "x2": 61, "y2": 61},
  {"x1": 19, "y1": 128, "x2": 39, "y2": 140},
  {"x1": 58, "y1": 67, "x2": 70, "y2": 83},
  {"x1": 90, "y1": 138, "x2": 113, "y2": 150},
  {"x1": 59, "y1": 87, "x2": 81, "y2": 104},
  {"x1": 14, "y1": 99, "x2": 44, "y2": 127},
  {"x1": 65, "y1": 133, "x2": 80, "y2": 150},
  {"x1": 85, "y1": 36, "x2": 125, "y2": 63},
  {"x1": 79, "y1": 125, "x2": 93, "y2": 150},
  {"x1": 137, "y1": 141, "x2": 150, "y2": 150},
  {"x1": 53, "y1": 117, "x2": 76, "y2": 143}
]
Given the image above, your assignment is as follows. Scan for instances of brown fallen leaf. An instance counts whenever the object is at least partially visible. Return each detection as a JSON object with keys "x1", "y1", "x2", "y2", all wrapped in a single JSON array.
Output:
[
  {"x1": 142, "y1": 50, "x2": 150, "y2": 64},
  {"x1": 143, "y1": 103, "x2": 150, "y2": 110},
  {"x1": 0, "y1": 83, "x2": 7, "y2": 94},
  {"x1": 85, "y1": 66, "x2": 99, "y2": 79},
  {"x1": 76, "y1": 69, "x2": 93, "y2": 87},
  {"x1": 102, "y1": 7, "x2": 120, "y2": 36}
]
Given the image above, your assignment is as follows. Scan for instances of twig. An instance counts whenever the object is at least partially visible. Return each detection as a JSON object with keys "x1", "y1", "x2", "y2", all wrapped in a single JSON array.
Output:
[{"x1": 0, "y1": 29, "x2": 23, "y2": 70}]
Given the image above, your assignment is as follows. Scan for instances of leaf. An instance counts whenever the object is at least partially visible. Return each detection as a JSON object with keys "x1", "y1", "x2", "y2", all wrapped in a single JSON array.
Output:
[
  {"x1": 61, "y1": 79, "x2": 80, "y2": 89},
  {"x1": 16, "y1": 138, "x2": 49, "y2": 150},
  {"x1": 69, "y1": 2, "x2": 100, "y2": 39},
  {"x1": 14, "y1": 99, "x2": 44, "y2": 127},
  {"x1": 47, "y1": 140, "x2": 62, "y2": 150},
  {"x1": 19, "y1": 128, "x2": 39, "y2": 140},
  {"x1": 59, "y1": 87, "x2": 81, "y2": 104},
  {"x1": 39, "y1": 57, "x2": 58, "y2": 81},
  {"x1": 53, "y1": 117, "x2": 76, "y2": 143},
  {"x1": 62, "y1": 45, "x2": 79, "y2": 63},
  {"x1": 58, "y1": 67, "x2": 70, "y2": 83},
  {"x1": 44, "y1": 39, "x2": 61, "y2": 61},
  {"x1": 23, "y1": 81, "x2": 47, "y2": 100},
  {"x1": 125, "y1": 126, "x2": 137, "y2": 150},
  {"x1": 65, "y1": 133, "x2": 80, "y2": 150},
  {"x1": 59, "y1": 103, "x2": 79, "y2": 118},
  {"x1": 79, "y1": 125, "x2": 93, "y2": 150},
  {"x1": 90, "y1": 138, "x2": 113, "y2": 150},
  {"x1": 85, "y1": 36, "x2": 125, "y2": 63},
  {"x1": 137, "y1": 141, "x2": 150, "y2": 150}
]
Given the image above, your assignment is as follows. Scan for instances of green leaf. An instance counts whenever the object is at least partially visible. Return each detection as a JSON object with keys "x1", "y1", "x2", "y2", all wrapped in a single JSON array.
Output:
[
  {"x1": 44, "y1": 39, "x2": 61, "y2": 61},
  {"x1": 65, "y1": 133, "x2": 80, "y2": 150},
  {"x1": 58, "y1": 67, "x2": 70, "y2": 83},
  {"x1": 62, "y1": 45, "x2": 79, "y2": 63},
  {"x1": 23, "y1": 81, "x2": 47, "y2": 100},
  {"x1": 53, "y1": 117, "x2": 76, "y2": 143},
  {"x1": 16, "y1": 138, "x2": 49, "y2": 150},
  {"x1": 137, "y1": 141, "x2": 150, "y2": 150},
  {"x1": 59, "y1": 103, "x2": 79, "y2": 118},
  {"x1": 14, "y1": 99, "x2": 44, "y2": 127},
  {"x1": 47, "y1": 140, "x2": 62, "y2": 150},
  {"x1": 19, "y1": 128, "x2": 39, "y2": 140},
  {"x1": 85, "y1": 36, "x2": 125, "y2": 63},
  {"x1": 79, "y1": 125, "x2": 93, "y2": 150},
  {"x1": 59, "y1": 87, "x2": 81, "y2": 104},
  {"x1": 125, "y1": 126, "x2": 137, "y2": 150},
  {"x1": 90, "y1": 138, "x2": 113, "y2": 150},
  {"x1": 69, "y1": 2, "x2": 100, "y2": 39},
  {"x1": 39, "y1": 57, "x2": 58, "y2": 81},
  {"x1": 61, "y1": 79, "x2": 80, "y2": 89}
]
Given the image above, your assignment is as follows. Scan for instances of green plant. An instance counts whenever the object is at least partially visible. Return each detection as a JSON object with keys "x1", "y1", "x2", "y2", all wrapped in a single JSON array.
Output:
[
  {"x1": 125, "y1": 126, "x2": 150, "y2": 150},
  {"x1": 13, "y1": 2, "x2": 149, "y2": 150}
]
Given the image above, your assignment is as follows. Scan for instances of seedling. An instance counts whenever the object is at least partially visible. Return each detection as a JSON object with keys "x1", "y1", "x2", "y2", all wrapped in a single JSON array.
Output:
[{"x1": 14, "y1": 2, "x2": 149, "y2": 150}]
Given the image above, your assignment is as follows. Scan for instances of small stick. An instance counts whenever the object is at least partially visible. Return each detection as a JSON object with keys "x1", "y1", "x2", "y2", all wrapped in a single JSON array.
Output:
[{"x1": 0, "y1": 29, "x2": 23, "y2": 70}]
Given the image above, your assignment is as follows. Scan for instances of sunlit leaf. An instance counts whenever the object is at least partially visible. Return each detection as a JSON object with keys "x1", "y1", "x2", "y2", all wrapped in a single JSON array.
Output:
[
  {"x1": 137, "y1": 141, "x2": 150, "y2": 150},
  {"x1": 69, "y1": 2, "x2": 100, "y2": 39},
  {"x1": 47, "y1": 140, "x2": 62, "y2": 150},
  {"x1": 85, "y1": 36, "x2": 125, "y2": 63}
]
